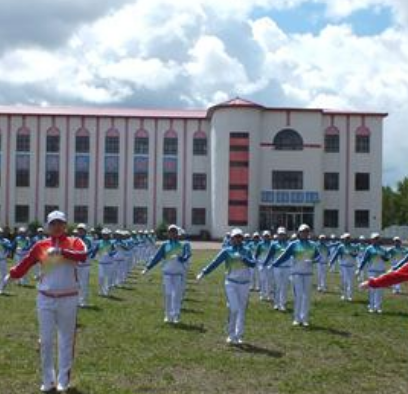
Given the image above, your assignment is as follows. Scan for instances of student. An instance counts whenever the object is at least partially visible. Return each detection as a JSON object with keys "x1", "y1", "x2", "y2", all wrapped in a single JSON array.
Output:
[
  {"x1": 4, "y1": 210, "x2": 87, "y2": 392},
  {"x1": 316, "y1": 235, "x2": 330, "y2": 292},
  {"x1": 387, "y1": 237, "x2": 408, "y2": 294},
  {"x1": 255, "y1": 231, "x2": 274, "y2": 301},
  {"x1": 76, "y1": 223, "x2": 94, "y2": 307},
  {"x1": 0, "y1": 228, "x2": 12, "y2": 294},
  {"x1": 272, "y1": 224, "x2": 320, "y2": 327},
  {"x1": 143, "y1": 225, "x2": 191, "y2": 324},
  {"x1": 196, "y1": 228, "x2": 256, "y2": 344}
]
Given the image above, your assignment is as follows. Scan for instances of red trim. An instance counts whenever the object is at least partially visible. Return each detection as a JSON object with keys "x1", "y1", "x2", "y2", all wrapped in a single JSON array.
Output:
[
  {"x1": 182, "y1": 119, "x2": 187, "y2": 229},
  {"x1": 5, "y1": 115, "x2": 11, "y2": 225},
  {"x1": 164, "y1": 129, "x2": 177, "y2": 138},
  {"x1": 35, "y1": 116, "x2": 41, "y2": 219},
  {"x1": 65, "y1": 117, "x2": 70, "y2": 213},
  {"x1": 324, "y1": 126, "x2": 339, "y2": 136},
  {"x1": 124, "y1": 118, "x2": 129, "y2": 228},
  {"x1": 345, "y1": 116, "x2": 351, "y2": 231},
  {"x1": 260, "y1": 143, "x2": 321, "y2": 148},
  {"x1": 153, "y1": 119, "x2": 158, "y2": 227},
  {"x1": 94, "y1": 117, "x2": 100, "y2": 226}
]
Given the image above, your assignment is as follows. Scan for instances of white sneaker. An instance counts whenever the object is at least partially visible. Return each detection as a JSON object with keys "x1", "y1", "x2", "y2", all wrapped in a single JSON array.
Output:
[
  {"x1": 164, "y1": 317, "x2": 170, "y2": 323},
  {"x1": 368, "y1": 308, "x2": 374, "y2": 313},
  {"x1": 226, "y1": 336, "x2": 235, "y2": 344},
  {"x1": 279, "y1": 306, "x2": 286, "y2": 312},
  {"x1": 40, "y1": 384, "x2": 55, "y2": 392},
  {"x1": 292, "y1": 320, "x2": 300, "y2": 326},
  {"x1": 237, "y1": 338, "x2": 244, "y2": 344},
  {"x1": 340, "y1": 295, "x2": 345, "y2": 301},
  {"x1": 273, "y1": 305, "x2": 279, "y2": 310},
  {"x1": 173, "y1": 316, "x2": 180, "y2": 324},
  {"x1": 302, "y1": 322, "x2": 309, "y2": 327},
  {"x1": 376, "y1": 309, "x2": 382, "y2": 314},
  {"x1": 57, "y1": 383, "x2": 70, "y2": 392},
  {"x1": 347, "y1": 297, "x2": 353, "y2": 302}
]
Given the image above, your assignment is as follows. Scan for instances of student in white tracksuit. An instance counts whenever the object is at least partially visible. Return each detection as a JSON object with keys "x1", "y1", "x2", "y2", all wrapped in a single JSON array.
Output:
[
  {"x1": 197, "y1": 228, "x2": 256, "y2": 345},
  {"x1": 316, "y1": 235, "x2": 330, "y2": 292},
  {"x1": 178, "y1": 228, "x2": 192, "y2": 301},
  {"x1": 357, "y1": 233, "x2": 390, "y2": 313},
  {"x1": 94, "y1": 229, "x2": 115, "y2": 296},
  {"x1": 143, "y1": 225, "x2": 192, "y2": 324},
  {"x1": 13, "y1": 228, "x2": 32, "y2": 285},
  {"x1": 5, "y1": 210, "x2": 87, "y2": 393},
  {"x1": 272, "y1": 224, "x2": 321, "y2": 326},
  {"x1": 254, "y1": 231, "x2": 273, "y2": 301},
  {"x1": 248, "y1": 233, "x2": 261, "y2": 292},
  {"x1": 387, "y1": 237, "x2": 408, "y2": 294},
  {"x1": 0, "y1": 229, "x2": 12, "y2": 294},
  {"x1": 264, "y1": 227, "x2": 290, "y2": 311},
  {"x1": 329, "y1": 234, "x2": 358, "y2": 301}
]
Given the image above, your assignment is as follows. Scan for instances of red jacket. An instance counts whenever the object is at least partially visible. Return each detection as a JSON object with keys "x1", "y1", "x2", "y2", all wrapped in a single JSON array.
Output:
[
  {"x1": 10, "y1": 234, "x2": 87, "y2": 280},
  {"x1": 368, "y1": 263, "x2": 408, "y2": 288}
]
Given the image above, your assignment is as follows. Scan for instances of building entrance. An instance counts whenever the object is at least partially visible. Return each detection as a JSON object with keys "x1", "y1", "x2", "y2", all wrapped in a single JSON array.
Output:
[{"x1": 259, "y1": 206, "x2": 314, "y2": 232}]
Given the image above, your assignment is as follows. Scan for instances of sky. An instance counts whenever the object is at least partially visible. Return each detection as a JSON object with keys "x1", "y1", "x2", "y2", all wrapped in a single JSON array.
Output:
[{"x1": 0, "y1": 0, "x2": 407, "y2": 186}]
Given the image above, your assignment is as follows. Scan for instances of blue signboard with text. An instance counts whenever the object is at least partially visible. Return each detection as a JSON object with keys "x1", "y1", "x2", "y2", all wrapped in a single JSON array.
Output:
[{"x1": 261, "y1": 190, "x2": 320, "y2": 204}]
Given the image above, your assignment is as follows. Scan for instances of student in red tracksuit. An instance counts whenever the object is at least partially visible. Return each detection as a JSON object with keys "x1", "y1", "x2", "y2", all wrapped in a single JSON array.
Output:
[
  {"x1": 4, "y1": 210, "x2": 87, "y2": 393},
  {"x1": 360, "y1": 261, "x2": 408, "y2": 290}
]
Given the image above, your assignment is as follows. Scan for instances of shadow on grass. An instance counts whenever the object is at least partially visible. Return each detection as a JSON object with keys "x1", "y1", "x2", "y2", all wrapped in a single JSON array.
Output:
[
  {"x1": 0, "y1": 292, "x2": 14, "y2": 297},
  {"x1": 381, "y1": 310, "x2": 408, "y2": 318},
  {"x1": 67, "y1": 388, "x2": 86, "y2": 394},
  {"x1": 17, "y1": 284, "x2": 36, "y2": 289},
  {"x1": 183, "y1": 298, "x2": 201, "y2": 303},
  {"x1": 117, "y1": 286, "x2": 135, "y2": 291},
  {"x1": 181, "y1": 308, "x2": 203, "y2": 314},
  {"x1": 171, "y1": 322, "x2": 207, "y2": 333},
  {"x1": 232, "y1": 343, "x2": 284, "y2": 358},
  {"x1": 80, "y1": 305, "x2": 102, "y2": 312},
  {"x1": 107, "y1": 295, "x2": 125, "y2": 302},
  {"x1": 306, "y1": 325, "x2": 351, "y2": 337}
]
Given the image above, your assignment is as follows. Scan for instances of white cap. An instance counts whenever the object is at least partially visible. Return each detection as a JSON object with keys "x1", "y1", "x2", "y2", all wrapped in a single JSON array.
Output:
[
  {"x1": 0, "y1": 227, "x2": 3, "y2": 232},
  {"x1": 253, "y1": 232, "x2": 260, "y2": 238},
  {"x1": 298, "y1": 224, "x2": 310, "y2": 232},
  {"x1": 168, "y1": 224, "x2": 179, "y2": 232},
  {"x1": 319, "y1": 234, "x2": 326, "y2": 239},
  {"x1": 262, "y1": 230, "x2": 271, "y2": 237},
  {"x1": 18, "y1": 226, "x2": 26, "y2": 232},
  {"x1": 150, "y1": 230, "x2": 155, "y2": 233},
  {"x1": 231, "y1": 228, "x2": 244, "y2": 238},
  {"x1": 371, "y1": 232, "x2": 380, "y2": 239},
  {"x1": 290, "y1": 233, "x2": 298, "y2": 240},
  {"x1": 342, "y1": 233, "x2": 351, "y2": 239},
  {"x1": 330, "y1": 234, "x2": 336, "y2": 239},
  {"x1": 359, "y1": 235, "x2": 365, "y2": 240},
  {"x1": 47, "y1": 210, "x2": 67, "y2": 225},
  {"x1": 244, "y1": 233, "x2": 251, "y2": 238},
  {"x1": 393, "y1": 236, "x2": 401, "y2": 242},
  {"x1": 76, "y1": 223, "x2": 87, "y2": 230},
  {"x1": 114, "y1": 229, "x2": 122, "y2": 235},
  {"x1": 101, "y1": 228, "x2": 111, "y2": 235},
  {"x1": 37, "y1": 227, "x2": 44, "y2": 232},
  {"x1": 277, "y1": 227, "x2": 287, "y2": 235}
]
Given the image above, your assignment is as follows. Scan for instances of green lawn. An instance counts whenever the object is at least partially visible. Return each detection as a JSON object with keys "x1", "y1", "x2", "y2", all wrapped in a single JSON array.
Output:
[{"x1": 1, "y1": 250, "x2": 408, "y2": 394}]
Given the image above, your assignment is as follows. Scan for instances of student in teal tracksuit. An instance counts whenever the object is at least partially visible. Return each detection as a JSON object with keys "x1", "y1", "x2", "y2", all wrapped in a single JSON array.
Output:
[
  {"x1": 197, "y1": 228, "x2": 256, "y2": 345},
  {"x1": 143, "y1": 225, "x2": 192, "y2": 324}
]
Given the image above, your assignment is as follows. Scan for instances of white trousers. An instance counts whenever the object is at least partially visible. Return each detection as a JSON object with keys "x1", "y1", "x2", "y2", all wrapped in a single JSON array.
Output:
[
  {"x1": 368, "y1": 271, "x2": 385, "y2": 311},
  {"x1": 225, "y1": 279, "x2": 250, "y2": 340},
  {"x1": 259, "y1": 266, "x2": 274, "y2": 299},
  {"x1": 163, "y1": 274, "x2": 183, "y2": 320},
  {"x1": 37, "y1": 293, "x2": 78, "y2": 389},
  {"x1": 77, "y1": 265, "x2": 90, "y2": 306},
  {"x1": 274, "y1": 267, "x2": 291, "y2": 309},
  {"x1": 250, "y1": 267, "x2": 260, "y2": 290},
  {"x1": 98, "y1": 263, "x2": 113, "y2": 296},
  {"x1": 0, "y1": 259, "x2": 7, "y2": 292},
  {"x1": 316, "y1": 263, "x2": 328, "y2": 291},
  {"x1": 340, "y1": 265, "x2": 354, "y2": 299},
  {"x1": 292, "y1": 274, "x2": 313, "y2": 323}
]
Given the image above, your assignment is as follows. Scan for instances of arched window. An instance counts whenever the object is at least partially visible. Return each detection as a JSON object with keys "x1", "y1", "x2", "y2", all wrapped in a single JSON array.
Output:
[
  {"x1": 324, "y1": 126, "x2": 340, "y2": 153},
  {"x1": 163, "y1": 129, "x2": 178, "y2": 156},
  {"x1": 45, "y1": 127, "x2": 60, "y2": 187},
  {"x1": 16, "y1": 126, "x2": 30, "y2": 152},
  {"x1": 75, "y1": 128, "x2": 90, "y2": 189},
  {"x1": 273, "y1": 129, "x2": 303, "y2": 150},
  {"x1": 355, "y1": 126, "x2": 370, "y2": 153},
  {"x1": 105, "y1": 128, "x2": 120, "y2": 154},
  {"x1": 134, "y1": 129, "x2": 149, "y2": 155},
  {"x1": 193, "y1": 131, "x2": 207, "y2": 156}
]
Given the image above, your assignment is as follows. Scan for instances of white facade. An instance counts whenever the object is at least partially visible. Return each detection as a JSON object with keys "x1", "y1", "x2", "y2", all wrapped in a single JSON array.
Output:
[{"x1": 0, "y1": 98, "x2": 386, "y2": 238}]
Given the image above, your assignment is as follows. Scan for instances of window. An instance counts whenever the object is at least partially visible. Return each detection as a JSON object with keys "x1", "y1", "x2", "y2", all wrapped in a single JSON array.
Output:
[
  {"x1": 193, "y1": 173, "x2": 207, "y2": 190},
  {"x1": 134, "y1": 173, "x2": 148, "y2": 189},
  {"x1": 76, "y1": 135, "x2": 90, "y2": 153},
  {"x1": 104, "y1": 206, "x2": 118, "y2": 224},
  {"x1": 273, "y1": 129, "x2": 303, "y2": 151},
  {"x1": 229, "y1": 184, "x2": 248, "y2": 190},
  {"x1": 192, "y1": 208, "x2": 206, "y2": 225},
  {"x1": 163, "y1": 173, "x2": 177, "y2": 190},
  {"x1": 356, "y1": 135, "x2": 370, "y2": 153},
  {"x1": 105, "y1": 156, "x2": 119, "y2": 189},
  {"x1": 324, "y1": 173, "x2": 339, "y2": 191},
  {"x1": 74, "y1": 206, "x2": 88, "y2": 223},
  {"x1": 355, "y1": 210, "x2": 369, "y2": 228},
  {"x1": 230, "y1": 161, "x2": 249, "y2": 167},
  {"x1": 324, "y1": 210, "x2": 339, "y2": 228},
  {"x1": 163, "y1": 207, "x2": 177, "y2": 224},
  {"x1": 44, "y1": 205, "x2": 59, "y2": 222},
  {"x1": 46, "y1": 135, "x2": 60, "y2": 152},
  {"x1": 163, "y1": 137, "x2": 178, "y2": 155},
  {"x1": 16, "y1": 154, "x2": 30, "y2": 187},
  {"x1": 45, "y1": 155, "x2": 59, "y2": 187},
  {"x1": 105, "y1": 135, "x2": 120, "y2": 154},
  {"x1": 15, "y1": 205, "x2": 29, "y2": 223},
  {"x1": 325, "y1": 135, "x2": 339, "y2": 152},
  {"x1": 75, "y1": 155, "x2": 90, "y2": 189},
  {"x1": 272, "y1": 171, "x2": 303, "y2": 190},
  {"x1": 134, "y1": 136, "x2": 149, "y2": 154},
  {"x1": 16, "y1": 133, "x2": 30, "y2": 152},
  {"x1": 134, "y1": 207, "x2": 148, "y2": 225},
  {"x1": 193, "y1": 137, "x2": 207, "y2": 155},
  {"x1": 355, "y1": 173, "x2": 370, "y2": 191},
  {"x1": 133, "y1": 156, "x2": 148, "y2": 189}
]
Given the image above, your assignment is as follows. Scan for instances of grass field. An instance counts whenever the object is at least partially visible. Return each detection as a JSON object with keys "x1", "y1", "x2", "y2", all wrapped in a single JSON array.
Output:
[{"x1": 1, "y1": 250, "x2": 408, "y2": 394}]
